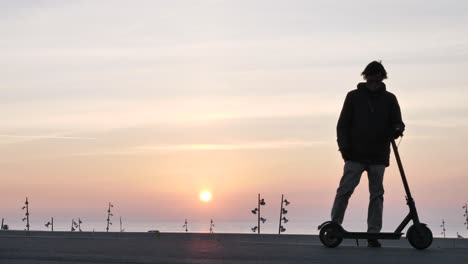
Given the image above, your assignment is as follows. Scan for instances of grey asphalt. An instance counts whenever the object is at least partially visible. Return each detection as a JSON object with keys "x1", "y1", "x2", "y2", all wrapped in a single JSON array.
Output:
[{"x1": 0, "y1": 231, "x2": 467, "y2": 263}]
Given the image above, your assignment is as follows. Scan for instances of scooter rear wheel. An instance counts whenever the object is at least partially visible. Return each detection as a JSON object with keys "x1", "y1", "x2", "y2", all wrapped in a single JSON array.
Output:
[
  {"x1": 319, "y1": 222, "x2": 343, "y2": 248},
  {"x1": 407, "y1": 224, "x2": 433, "y2": 250}
]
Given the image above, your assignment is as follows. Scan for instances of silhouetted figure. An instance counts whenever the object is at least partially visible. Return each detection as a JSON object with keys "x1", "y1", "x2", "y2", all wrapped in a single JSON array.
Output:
[{"x1": 331, "y1": 61, "x2": 405, "y2": 248}]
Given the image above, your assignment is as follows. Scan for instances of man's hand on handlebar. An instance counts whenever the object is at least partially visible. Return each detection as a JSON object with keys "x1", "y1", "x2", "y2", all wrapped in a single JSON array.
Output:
[{"x1": 393, "y1": 125, "x2": 405, "y2": 139}]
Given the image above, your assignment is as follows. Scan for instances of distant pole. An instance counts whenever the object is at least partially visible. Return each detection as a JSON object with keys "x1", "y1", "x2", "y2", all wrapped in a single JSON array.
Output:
[
  {"x1": 278, "y1": 195, "x2": 290, "y2": 234},
  {"x1": 45, "y1": 217, "x2": 54, "y2": 231},
  {"x1": 257, "y1": 193, "x2": 261, "y2": 234},
  {"x1": 440, "y1": 219, "x2": 446, "y2": 238},
  {"x1": 250, "y1": 194, "x2": 266, "y2": 234},
  {"x1": 278, "y1": 194, "x2": 284, "y2": 234},
  {"x1": 209, "y1": 218, "x2": 215, "y2": 233},
  {"x1": 120, "y1": 216, "x2": 123, "y2": 232},
  {"x1": 26, "y1": 198, "x2": 30, "y2": 230},
  {"x1": 106, "y1": 202, "x2": 114, "y2": 232},
  {"x1": 1, "y1": 218, "x2": 3, "y2": 230},
  {"x1": 22, "y1": 197, "x2": 30, "y2": 231},
  {"x1": 26, "y1": 198, "x2": 30, "y2": 231},
  {"x1": 463, "y1": 204, "x2": 468, "y2": 230}
]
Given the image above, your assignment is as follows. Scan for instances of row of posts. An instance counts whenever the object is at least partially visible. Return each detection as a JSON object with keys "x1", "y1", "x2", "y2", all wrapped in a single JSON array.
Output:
[
  {"x1": 181, "y1": 218, "x2": 215, "y2": 233},
  {"x1": 251, "y1": 193, "x2": 290, "y2": 234},
  {"x1": 0, "y1": 197, "x2": 121, "y2": 232},
  {"x1": 442, "y1": 204, "x2": 468, "y2": 239},
  {"x1": 3, "y1": 198, "x2": 468, "y2": 234}
]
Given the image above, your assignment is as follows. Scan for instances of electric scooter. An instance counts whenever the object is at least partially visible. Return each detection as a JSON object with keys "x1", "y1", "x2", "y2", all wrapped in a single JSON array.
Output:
[{"x1": 318, "y1": 138, "x2": 433, "y2": 250}]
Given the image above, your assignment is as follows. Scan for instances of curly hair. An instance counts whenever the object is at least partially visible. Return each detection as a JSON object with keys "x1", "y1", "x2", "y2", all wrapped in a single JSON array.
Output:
[{"x1": 361, "y1": 61, "x2": 387, "y2": 80}]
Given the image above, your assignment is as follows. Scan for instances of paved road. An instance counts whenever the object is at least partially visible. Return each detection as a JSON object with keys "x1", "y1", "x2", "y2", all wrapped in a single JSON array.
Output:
[{"x1": 0, "y1": 231, "x2": 467, "y2": 263}]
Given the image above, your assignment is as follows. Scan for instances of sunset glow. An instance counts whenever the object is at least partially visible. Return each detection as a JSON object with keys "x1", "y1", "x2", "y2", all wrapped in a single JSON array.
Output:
[
  {"x1": 0, "y1": 1, "x2": 467, "y2": 237},
  {"x1": 199, "y1": 191, "x2": 213, "y2": 203}
]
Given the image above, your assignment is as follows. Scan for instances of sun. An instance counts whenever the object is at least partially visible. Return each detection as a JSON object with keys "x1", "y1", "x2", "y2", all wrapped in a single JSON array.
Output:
[{"x1": 199, "y1": 191, "x2": 212, "y2": 202}]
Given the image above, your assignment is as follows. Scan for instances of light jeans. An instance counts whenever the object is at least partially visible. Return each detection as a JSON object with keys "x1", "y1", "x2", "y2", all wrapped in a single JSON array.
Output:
[{"x1": 331, "y1": 161, "x2": 385, "y2": 233}]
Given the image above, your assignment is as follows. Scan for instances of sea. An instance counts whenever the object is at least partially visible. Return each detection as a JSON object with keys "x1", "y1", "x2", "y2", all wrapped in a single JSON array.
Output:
[{"x1": 2, "y1": 219, "x2": 465, "y2": 238}]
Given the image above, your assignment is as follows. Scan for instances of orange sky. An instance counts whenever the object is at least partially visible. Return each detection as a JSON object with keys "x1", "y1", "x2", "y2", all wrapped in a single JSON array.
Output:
[{"x1": 1, "y1": 1, "x2": 468, "y2": 236}]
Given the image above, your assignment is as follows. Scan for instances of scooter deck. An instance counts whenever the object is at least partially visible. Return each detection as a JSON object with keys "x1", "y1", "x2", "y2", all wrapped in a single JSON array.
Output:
[{"x1": 342, "y1": 231, "x2": 403, "y2": 240}]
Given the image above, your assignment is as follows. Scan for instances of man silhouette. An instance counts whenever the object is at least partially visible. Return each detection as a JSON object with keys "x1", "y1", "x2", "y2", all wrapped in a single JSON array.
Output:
[{"x1": 331, "y1": 61, "x2": 405, "y2": 248}]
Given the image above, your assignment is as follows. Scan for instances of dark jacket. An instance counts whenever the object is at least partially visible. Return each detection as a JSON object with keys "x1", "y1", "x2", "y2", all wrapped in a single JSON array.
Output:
[{"x1": 337, "y1": 82, "x2": 405, "y2": 167}]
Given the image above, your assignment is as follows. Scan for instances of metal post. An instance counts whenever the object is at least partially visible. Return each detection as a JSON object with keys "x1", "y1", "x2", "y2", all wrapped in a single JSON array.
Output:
[
  {"x1": 106, "y1": 204, "x2": 110, "y2": 232},
  {"x1": 1, "y1": 218, "x2": 3, "y2": 230},
  {"x1": 106, "y1": 202, "x2": 113, "y2": 232},
  {"x1": 440, "y1": 219, "x2": 446, "y2": 238},
  {"x1": 210, "y1": 218, "x2": 214, "y2": 233},
  {"x1": 463, "y1": 204, "x2": 468, "y2": 230},
  {"x1": 258, "y1": 193, "x2": 260, "y2": 234},
  {"x1": 25, "y1": 197, "x2": 30, "y2": 231},
  {"x1": 278, "y1": 194, "x2": 284, "y2": 234},
  {"x1": 51, "y1": 217, "x2": 54, "y2": 232}
]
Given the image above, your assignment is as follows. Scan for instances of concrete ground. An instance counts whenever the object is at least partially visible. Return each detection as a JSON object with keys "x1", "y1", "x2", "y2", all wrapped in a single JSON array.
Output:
[{"x1": 0, "y1": 231, "x2": 467, "y2": 263}]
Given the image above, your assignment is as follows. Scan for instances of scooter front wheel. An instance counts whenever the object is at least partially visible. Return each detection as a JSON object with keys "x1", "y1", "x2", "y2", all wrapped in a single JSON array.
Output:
[
  {"x1": 407, "y1": 224, "x2": 433, "y2": 250},
  {"x1": 319, "y1": 222, "x2": 343, "y2": 248}
]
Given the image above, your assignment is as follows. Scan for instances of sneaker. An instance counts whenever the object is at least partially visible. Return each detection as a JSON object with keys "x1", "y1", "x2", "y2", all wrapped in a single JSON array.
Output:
[{"x1": 367, "y1": 239, "x2": 382, "y2": 248}]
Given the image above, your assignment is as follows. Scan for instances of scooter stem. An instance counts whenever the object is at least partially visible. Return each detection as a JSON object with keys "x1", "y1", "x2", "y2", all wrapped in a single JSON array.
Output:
[
  {"x1": 391, "y1": 139, "x2": 420, "y2": 227},
  {"x1": 391, "y1": 139, "x2": 413, "y2": 201}
]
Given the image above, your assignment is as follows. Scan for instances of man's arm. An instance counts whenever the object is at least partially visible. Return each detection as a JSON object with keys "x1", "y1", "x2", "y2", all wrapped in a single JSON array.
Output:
[
  {"x1": 337, "y1": 92, "x2": 353, "y2": 159},
  {"x1": 390, "y1": 94, "x2": 405, "y2": 138}
]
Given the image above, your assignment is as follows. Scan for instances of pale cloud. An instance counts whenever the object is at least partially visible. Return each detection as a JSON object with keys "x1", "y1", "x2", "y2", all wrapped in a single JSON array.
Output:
[
  {"x1": 0, "y1": 139, "x2": 329, "y2": 164},
  {"x1": 0, "y1": 95, "x2": 339, "y2": 133},
  {"x1": 135, "y1": 140, "x2": 328, "y2": 152},
  {"x1": 0, "y1": 134, "x2": 96, "y2": 144}
]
